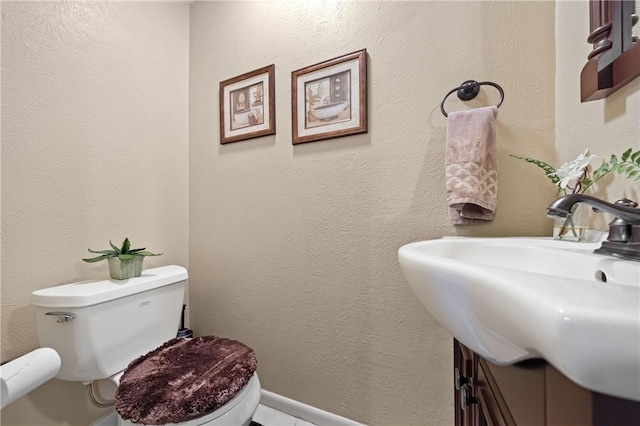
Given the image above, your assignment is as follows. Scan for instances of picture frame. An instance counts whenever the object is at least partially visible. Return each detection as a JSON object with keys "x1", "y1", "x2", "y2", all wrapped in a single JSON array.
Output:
[
  {"x1": 291, "y1": 49, "x2": 367, "y2": 144},
  {"x1": 219, "y1": 64, "x2": 275, "y2": 144}
]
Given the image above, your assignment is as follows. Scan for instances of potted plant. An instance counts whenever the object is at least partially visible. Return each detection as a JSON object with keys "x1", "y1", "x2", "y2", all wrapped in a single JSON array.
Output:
[
  {"x1": 82, "y1": 238, "x2": 162, "y2": 280},
  {"x1": 511, "y1": 148, "x2": 640, "y2": 240}
]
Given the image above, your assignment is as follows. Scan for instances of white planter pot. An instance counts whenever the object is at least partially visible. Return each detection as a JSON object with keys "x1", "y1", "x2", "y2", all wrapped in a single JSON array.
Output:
[{"x1": 107, "y1": 256, "x2": 144, "y2": 280}]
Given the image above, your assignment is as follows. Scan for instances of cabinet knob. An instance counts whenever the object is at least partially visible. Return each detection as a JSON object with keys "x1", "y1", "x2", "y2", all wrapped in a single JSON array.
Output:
[
  {"x1": 455, "y1": 367, "x2": 473, "y2": 390},
  {"x1": 461, "y1": 386, "x2": 478, "y2": 411}
]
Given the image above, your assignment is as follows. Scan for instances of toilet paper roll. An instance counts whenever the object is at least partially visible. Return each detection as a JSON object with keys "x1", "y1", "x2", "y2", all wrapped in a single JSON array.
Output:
[{"x1": 1, "y1": 348, "x2": 61, "y2": 409}]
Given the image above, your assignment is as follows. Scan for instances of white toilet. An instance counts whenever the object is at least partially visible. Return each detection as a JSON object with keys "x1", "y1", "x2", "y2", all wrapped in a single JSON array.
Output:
[{"x1": 30, "y1": 265, "x2": 261, "y2": 425}]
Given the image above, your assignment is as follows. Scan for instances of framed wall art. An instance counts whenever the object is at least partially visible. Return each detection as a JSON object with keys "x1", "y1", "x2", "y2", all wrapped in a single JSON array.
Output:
[
  {"x1": 291, "y1": 49, "x2": 367, "y2": 144},
  {"x1": 219, "y1": 64, "x2": 275, "y2": 144}
]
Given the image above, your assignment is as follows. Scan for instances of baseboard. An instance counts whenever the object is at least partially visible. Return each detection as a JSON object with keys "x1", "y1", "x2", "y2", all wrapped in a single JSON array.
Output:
[{"x1": 260, "y1": 389, "x2": 365, "y2": 426}]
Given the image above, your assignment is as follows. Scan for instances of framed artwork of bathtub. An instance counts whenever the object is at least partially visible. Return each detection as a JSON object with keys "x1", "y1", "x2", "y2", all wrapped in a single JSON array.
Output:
[
  {"x1": 219, "y1": 64, "x2": 275, "y2": 144},
  {"x1": 291, "y1": 49, "x2": 367, "y2": 144}
]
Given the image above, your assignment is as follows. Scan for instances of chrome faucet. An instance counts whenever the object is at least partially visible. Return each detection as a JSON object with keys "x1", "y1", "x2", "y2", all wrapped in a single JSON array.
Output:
[{"x1": 547, "y1": 194, "x2": 640, "y2": 261}]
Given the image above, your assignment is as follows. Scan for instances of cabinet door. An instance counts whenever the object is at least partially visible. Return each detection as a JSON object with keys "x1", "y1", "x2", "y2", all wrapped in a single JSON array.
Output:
[{"x1": 475, "y1": 358, "x2": 515, "y2": 426}]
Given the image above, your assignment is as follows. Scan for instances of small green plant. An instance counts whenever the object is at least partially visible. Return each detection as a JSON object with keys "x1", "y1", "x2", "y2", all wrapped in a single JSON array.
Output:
[{"x1": 82, "y1": 238, "x2": 162, "y2": 263}]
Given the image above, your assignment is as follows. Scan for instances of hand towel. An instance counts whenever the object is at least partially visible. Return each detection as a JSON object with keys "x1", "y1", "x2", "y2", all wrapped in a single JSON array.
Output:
[{"x1": 446, "y1": 106, "x2": 498, "y2": 225}]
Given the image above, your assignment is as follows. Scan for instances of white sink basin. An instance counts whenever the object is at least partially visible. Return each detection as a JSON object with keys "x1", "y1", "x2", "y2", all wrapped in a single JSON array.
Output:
[{"x1": 398, "y1": 236, "x2": 640, "y2": 401}]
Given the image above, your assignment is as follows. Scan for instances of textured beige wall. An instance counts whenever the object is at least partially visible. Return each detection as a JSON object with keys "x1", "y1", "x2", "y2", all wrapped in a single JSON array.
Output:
[
  {"x1": 11, "y1": 2, "x2": 636, "y2": 426},
  {"x1": 189, "y1": 2, "x2": 555, "y2": 425},
  {"x1": 1, "y1": 2, "x2": 190, "y2": 425},
  {"x1": 556, "y1": 1, "x2": 640, "y2": 231}
]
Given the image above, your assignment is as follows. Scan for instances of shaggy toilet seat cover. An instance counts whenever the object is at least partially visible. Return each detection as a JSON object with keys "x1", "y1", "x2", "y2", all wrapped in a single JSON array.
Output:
[{"x1": 115, "y1": 336, "x2": 257, "y2": 425}]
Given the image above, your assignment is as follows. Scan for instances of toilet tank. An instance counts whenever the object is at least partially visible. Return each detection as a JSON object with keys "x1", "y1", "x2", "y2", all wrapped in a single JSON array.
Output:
[{"x1": 30, "y1": 265, "x2": 188, "y2": 382}]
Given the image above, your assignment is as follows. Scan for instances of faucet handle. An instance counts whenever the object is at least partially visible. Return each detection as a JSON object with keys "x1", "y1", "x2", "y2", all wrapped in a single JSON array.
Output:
[
  {"x1": 606, "y1": 199, "x2": 638, "y2": 242},
  {"x1": 615, "y1": 198, "x2": 638, "y2": 208},
  {"x1": 593, "y1": 198, "x2": 638, "y2": 213}
]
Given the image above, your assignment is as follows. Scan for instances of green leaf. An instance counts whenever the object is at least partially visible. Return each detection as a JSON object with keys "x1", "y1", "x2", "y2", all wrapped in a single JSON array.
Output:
[
  {"x1": 631, "y1": 150, "x2": 640, "y2": 163},
  {"x1": 82, "y1": 254, "x2": 114, "y2": 263},
  {"x1": 610, "y1": 154, "x2": 619, "y2": 166},
  {"x1": 109, "y1": 241, "x2": 121, "y2": 255},
  {"x1": 83, "y1": 238, "x2": 161, "y2": 263},
  {"x1": 121, "y1": 238, "x2": 130, "y2": 254},
  {"x1": 622, "y1": 163, "x2": 640, "y2": 180},
  {"x1": 87, "y1": 248, "x2": 117, "y2": 255},
  {"x1": 510, "y1": 155, "x2": 559, "y2": 184},
  {"x1": 133, "y1": 250, "x2": 163, "y2": 257},
  {"x1": 593, "y1": 160, "x2": 611, "y2": 178},
  {"x1": 621, "y1": 148, "x2": 632, "y2": 161}
]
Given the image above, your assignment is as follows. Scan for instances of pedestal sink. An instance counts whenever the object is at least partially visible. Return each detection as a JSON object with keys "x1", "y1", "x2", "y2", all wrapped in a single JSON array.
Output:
[{"x1": 398, "y1": 236, "x2": 640, "y2": 401}]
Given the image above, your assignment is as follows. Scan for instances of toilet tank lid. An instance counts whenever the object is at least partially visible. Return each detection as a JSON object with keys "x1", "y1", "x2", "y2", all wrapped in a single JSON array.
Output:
[{"x1": 30, "y1": 265, "x2": 188, "y2": 309}]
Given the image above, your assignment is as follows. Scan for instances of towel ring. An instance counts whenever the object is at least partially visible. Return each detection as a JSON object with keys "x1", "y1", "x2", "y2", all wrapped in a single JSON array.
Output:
[{"x1": 440, "y1": 80, "x2": 504, "y2": 117}]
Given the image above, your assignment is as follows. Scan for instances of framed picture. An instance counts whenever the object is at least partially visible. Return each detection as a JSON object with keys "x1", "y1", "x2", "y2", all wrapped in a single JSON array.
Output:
[
  {"x1": 219, "y1": 64, "x2": 275, "y2": 144},
  {"x1": 291, "y1": 49, "x2": 367, "y2": 144}
]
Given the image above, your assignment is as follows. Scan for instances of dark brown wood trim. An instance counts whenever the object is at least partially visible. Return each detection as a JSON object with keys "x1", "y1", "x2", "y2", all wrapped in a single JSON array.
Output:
[
  {"x1": 477, "y1": 389, "x2": 499, "y2": 426},
  {"x1": 581, "y1": 0, "x2": 640, "y2": 102},
  {"x1": 478, "y1": 358, "x2": 517, "y2": 426},
  {"x1": 582, "y1": 40, "x2": 640, "y2": 101},
  {"x1": 454, "y1": 340, "x2": 462, "y2": 426}
]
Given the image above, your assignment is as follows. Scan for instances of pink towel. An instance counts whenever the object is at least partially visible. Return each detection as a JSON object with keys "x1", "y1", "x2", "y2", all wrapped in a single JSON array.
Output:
[{"x1": 445, "y1": 106, "x2": 498, "y2": 225}]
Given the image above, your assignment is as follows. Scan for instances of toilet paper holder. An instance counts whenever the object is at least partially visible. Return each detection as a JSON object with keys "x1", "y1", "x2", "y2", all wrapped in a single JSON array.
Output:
[{"x1": 1, "y1": 348, "x2": 62, "y2": 409}]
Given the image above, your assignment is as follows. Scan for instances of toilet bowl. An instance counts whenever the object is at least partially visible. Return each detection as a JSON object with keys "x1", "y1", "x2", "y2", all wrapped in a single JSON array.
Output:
[{"x1": 30, "y1": 265, "x2": 261, "y2": 426}]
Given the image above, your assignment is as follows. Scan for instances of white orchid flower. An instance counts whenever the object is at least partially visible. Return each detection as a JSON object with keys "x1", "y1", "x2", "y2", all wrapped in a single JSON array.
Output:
[
  {"x1": 512, "y1": 147, "x2": 639, "y2": 199},
  {"x1": 548, "y1": 149, "x2": 596, "y2": 191}
]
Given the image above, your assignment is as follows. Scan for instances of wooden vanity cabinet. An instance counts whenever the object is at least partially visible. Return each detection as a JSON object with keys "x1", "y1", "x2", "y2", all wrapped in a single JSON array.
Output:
[{"x1": 453, "y1": 339, "x2": 640, "y2": 426}]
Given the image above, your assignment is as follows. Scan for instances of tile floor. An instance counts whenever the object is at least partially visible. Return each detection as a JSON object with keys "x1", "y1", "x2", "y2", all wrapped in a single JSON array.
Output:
[{"x1": 253, "y1": 404, "x2": 316, "y2": 426}]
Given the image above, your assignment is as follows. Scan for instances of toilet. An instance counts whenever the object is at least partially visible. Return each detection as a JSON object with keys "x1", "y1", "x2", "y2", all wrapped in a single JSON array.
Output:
[{"x1": 30, "y1": 265, "x2": 261, "y2": 425}]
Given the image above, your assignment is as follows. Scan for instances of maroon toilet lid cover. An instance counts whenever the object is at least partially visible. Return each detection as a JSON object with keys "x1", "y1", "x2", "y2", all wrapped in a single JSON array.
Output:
[{"x1": 115, "y1": 336, "x2": 257, "y2": 425}]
